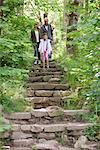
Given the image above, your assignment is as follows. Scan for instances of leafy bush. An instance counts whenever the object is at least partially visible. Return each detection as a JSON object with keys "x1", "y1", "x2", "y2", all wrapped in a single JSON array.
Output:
[
  {"x1": 0, "y1": 116, "x2": 11, "y2": 133},
  {"x1": 57, "y1": 7, "x2": 100, "y2": 141},
  {"x1": 58, "y1": 9, "x2": 100, "y2": 113},
  {"x1": 85, "y1": 124, "x2": 100, "y2": 141},
  {"x1": 0, "y1": 1, "x2": 35, "y2": 113},
  {"x1": 0, "y1": 115, "x2": 11, "y2": 149}
]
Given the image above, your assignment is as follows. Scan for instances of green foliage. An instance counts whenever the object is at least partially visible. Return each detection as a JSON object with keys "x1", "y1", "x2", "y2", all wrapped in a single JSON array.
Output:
[
  {"x1": 59, "y1": 8, "x2": 100, "y2": 113},
  {"x1": 57, "y1": 3, "x2": 100, "y2": 140},
  {"x1": 0, "y1": 116, "x2": 11, "y2": 133},
  {"x1": 0, "y1": 16, "x2": 33, "y2": 68},
  {"x1": 0, "y1": 116, "x2": 11, "y2": 149},
  {"x1": 0, "y1": 0, "x2": 34, "y2": 114},
  {"x1": 33, "y1": 0, "x2": 62, "y2": 12},
  {"x1": 85, "y1": 124, "x2": 100, "y2": 141}
]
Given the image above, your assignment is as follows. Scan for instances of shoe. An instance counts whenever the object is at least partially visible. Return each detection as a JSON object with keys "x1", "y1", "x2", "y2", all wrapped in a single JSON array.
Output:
[
  {"x1": 47, "y1": 65, "x2": 49, "y2": 69},
  {"x1": 38, "y1": 60, "x2": 41, "y2": 65},
  {"x1": 34, "y1": 60, "x2": 38, "y2": 65},
  {"x1": 49, "y1": 58, "x2": 52, "y2": 62}
]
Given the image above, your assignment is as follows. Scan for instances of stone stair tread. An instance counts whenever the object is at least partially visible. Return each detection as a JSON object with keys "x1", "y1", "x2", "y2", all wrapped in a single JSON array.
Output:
[
  {"x1": 25, "y1": 97, "x2": 63, "y2": 103},
  {"x1": 32, "y1": 108, "x2": 89, "y2": 117},
  {"x1": 28, "y1": 76, "x2": 61, "y2": 83},
  {"x1": 10, "y1": 148, "x2": 31, "y2": 150},
  {"x1": 64, "y1": 109, "x2": 89, "y2": 115},
  {"x1": 34, "y1": 143, "x2": 75, "y2": 150},
  {"x1": 7, "y1": 108, "x2": 89, "y2": 120},
  {"x1": 11, "y1": 123, "x2": 93, "y2": 133},
  {"x1": 32, "y1": 68, "x2": 61, "y2": 72},
  {"x1": 49, "y1": 78, "x2": 61, "y2": 83},
  {"x1": 10, "y1": 140, "x2": 76, "y2": 150},
  {"x1": 30, "y1": 71, "x2": 63, "y2": 77},
  {"x1": 12, "y1": 138, "x2": 35, "y2": 147},
  {"x1": 27, "y1": 90, "x2": 71, "y2": 97},
  {"x1": 29, "y1": 74, "x2": 64, "y2": 78},
  {"x1": 6, "y1": 142, "x2": 99, "y2": 150},
  {"x1": 27, "y1": 82, "x2": 69, "y2": 90},
  {"x1": 33, "y1": 62, "x2": 58, "y2": 68}
]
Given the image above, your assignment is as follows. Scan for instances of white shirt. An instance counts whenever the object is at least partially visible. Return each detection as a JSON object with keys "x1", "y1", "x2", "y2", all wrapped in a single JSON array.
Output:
[
  {"x1": 45, "y1": 25, "x2": 48, "y2": 31},
  {"x1": 35, "y1": 30, "x2": 39, "y2": 42},
  {"x1": 39, "y1": 39, "x2": 52, "y2": 54}
]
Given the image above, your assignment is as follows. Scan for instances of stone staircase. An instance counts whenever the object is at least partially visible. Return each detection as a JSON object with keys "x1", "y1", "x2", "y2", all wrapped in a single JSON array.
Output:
[{"x1": 3, "y1": 62, "x2": 98, "y2": 150}]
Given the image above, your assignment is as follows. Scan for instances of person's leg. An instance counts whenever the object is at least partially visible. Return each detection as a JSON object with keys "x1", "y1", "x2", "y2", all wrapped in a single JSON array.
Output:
[
  {"x1": 37, "y1": 42, "x2": 41, "y2": 64},
  {"x1": 49, "y1": 40, "x2": 52, "y2": 61},
  {"x1": 34, "y1": 44, "x2": 38, "y2": 65},
  {"x1": 41, "y1": 53, "x2": 45, "y2": 70},
  {"x1": 46, "y1": 51, "x2": 49, "y2": 69}
]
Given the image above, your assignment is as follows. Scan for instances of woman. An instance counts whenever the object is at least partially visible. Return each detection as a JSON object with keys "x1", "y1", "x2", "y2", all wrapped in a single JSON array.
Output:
[{"x1": 31, "y1": 22, "x2": 41, "y2": 64}]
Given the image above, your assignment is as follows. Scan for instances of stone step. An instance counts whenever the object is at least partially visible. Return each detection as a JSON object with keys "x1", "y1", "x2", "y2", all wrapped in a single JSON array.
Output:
[
  {"x1": 29, "y1": 73, "x2": 64, "y2": 79},
  {"x1": 12, "y1": 138, "x2": 35, "y2": 147},
  {"x1": 30, "y1": 71, "x2": 63, "y2": 77},
  {"x1": 33, "y1": 63, "x2": 58, "y2": 69},
  {"x1": 25, "y1": 97, "x2": 65, "y2": 108},
  {"x1": 6, "y1": 107, "x2": 89, "y2": 124},
  {"x1": 10, "y1": 140, "x2": 76, "y2": 150},
  {"x1": 10, "y1": 123, "x2": 92, "y2": 135},
  {"x1": 27, "y1": 90, "x2": 70, "y2": 97},
  {"x1": 10, "y1": 147, "x2": 31, "y2": 150},
  {"x1": 9, "y1": 123, "x2": 93, "y2": 147},
  {"x1": 5, "y1": 141, "x2": 99, "y2": 150},
  {"x1": 33, "y1": 140, "x2": 76, "y2": 150},
  {"x1": 32, "y1": 67, "x2": 61, "y2": 72},
  {"x1": 28, "y1": 76, "x2": 61, "y2": 83},
  {"x1": 26, "y1": 83, "x2": 69, "y2": 90}
]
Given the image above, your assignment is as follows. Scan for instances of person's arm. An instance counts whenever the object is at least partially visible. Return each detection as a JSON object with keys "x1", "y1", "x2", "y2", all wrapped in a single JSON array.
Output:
[
  {"x1": 39, "y1": 40, "x2": 43, "y2": 53},
  {"x1": 50, "y1": 25, "x2": 54, "y2": 40},
  {"x1": 31, "y1": 30, "x2": 36, "y2": 43},
  {"x1": 48, "y1": 40, "x2": 52, "y2": 55},
  {"x1": 31, "y1": 30, "x2": 34, "y2": 42},
  {"x1": 40, "y1": 26, "x2": 44, "y2": 39}
]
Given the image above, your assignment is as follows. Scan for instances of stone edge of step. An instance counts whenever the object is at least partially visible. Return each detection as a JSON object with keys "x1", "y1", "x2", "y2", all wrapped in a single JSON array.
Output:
[
  {"x1": 5, "y1": 108, "x2": 89, "y2": 120},
  {"x1": 10, "y1": 123, "x2": 93, "y2": 132}
]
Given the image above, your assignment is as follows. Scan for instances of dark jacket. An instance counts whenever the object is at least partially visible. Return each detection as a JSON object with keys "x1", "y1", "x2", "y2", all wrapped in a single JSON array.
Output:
[
  {"x1": 40, "y1": 24, "x2": 53, "y2": 40},
  {"x1": 31, "y1": 29, "x2": 40, "y2": 43}
]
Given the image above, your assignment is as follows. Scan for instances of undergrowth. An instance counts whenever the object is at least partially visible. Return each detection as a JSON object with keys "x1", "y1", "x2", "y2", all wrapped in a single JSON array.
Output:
[{"x1": 56, "y1": 8, "x2": 100, "y2": 140}]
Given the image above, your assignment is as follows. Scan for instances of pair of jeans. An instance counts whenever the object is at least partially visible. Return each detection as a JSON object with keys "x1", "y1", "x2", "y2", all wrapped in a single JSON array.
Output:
[{"x1": 33, "y1": 42, "x2": 40, "y2": 60}]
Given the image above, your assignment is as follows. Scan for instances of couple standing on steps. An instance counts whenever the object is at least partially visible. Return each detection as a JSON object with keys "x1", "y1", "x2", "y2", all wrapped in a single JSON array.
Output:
[{"x1": 31, "y1": 15, "x2": 53, "y2": 69}]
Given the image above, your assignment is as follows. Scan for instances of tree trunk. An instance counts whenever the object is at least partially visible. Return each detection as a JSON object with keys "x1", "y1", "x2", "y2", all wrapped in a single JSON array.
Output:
[
  {"x1": 63, "y1": 0, "x2": 68, "y2": 50},
  {"x1": 85, "y1": 0, "x2": 89, "y2": 12},
  {"x1": 0, "y1": 0, "x2": 4, "y2": 17},
  {"x1": 67, "y1": 0, "x2": 79, "y2": 55},
  {"x1": 0, "y1": 0, "x2": 4, "y2": 34}
]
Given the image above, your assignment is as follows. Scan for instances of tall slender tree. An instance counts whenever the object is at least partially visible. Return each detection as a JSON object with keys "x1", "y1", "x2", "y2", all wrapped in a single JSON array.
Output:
[
  {"x1": 85, "y1": 0, "x2": 89, "y2": 12},
  {"x1": 0, "y1": 0, "x2": 4, "y2": 17},
  {"x1": 0, "y1": 0, "x2": 4, "y2": 34}
]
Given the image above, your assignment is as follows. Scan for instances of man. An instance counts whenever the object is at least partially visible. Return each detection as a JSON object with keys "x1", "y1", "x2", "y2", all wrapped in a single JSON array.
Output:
[
  {"x1": 40, "y1": 17, "x2": 53, "y2": 60},
  {"x1": 41, "y1": 17, "x2": 53, "y2": 41},
  {"x1": 31, "y1": 22, "x2": 41, "y2": 64}
]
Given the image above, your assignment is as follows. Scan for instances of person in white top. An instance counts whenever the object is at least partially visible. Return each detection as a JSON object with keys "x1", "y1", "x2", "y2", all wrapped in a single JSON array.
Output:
[
  {"x1": 31, "y1": 22, "x2": 41, "y2": 65},
  {"x1": 39, "y1": 33, "x2": 52, "y2": 69},
  {"x1": 40, "y1": 17, "x2": 54, "y2": 61}
]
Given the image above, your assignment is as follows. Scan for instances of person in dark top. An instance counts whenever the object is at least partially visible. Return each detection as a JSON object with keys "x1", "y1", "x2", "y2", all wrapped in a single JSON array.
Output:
[
  {"x1": 31, "y1": 22, "x2": 41, "y2": 64},
  {"x1": 41, "y1": 17, "x2": 53, "y2": 41},
  {"x1": 40, "y1": 17, "x2": 53, "y2": 60}
]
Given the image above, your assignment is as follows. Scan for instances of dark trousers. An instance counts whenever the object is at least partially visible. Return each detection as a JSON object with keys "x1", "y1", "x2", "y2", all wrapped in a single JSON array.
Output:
[{"x1": 34, "y1": 42, "x2": 40, "y2": 60}]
